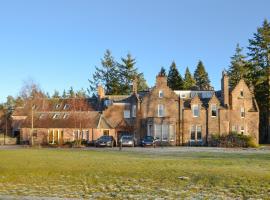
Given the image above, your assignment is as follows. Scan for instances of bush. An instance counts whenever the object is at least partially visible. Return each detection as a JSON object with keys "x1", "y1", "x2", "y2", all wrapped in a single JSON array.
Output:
[{"x1": 209, "y1": 132, "x2": 258, "y2": 148}]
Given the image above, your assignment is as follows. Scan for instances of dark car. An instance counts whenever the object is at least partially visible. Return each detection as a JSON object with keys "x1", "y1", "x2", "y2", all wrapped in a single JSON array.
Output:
[
  {"x1": 119, "y1": 135, "x2": 136, "y2": 147},
  {"x1": 95, "y1": 135, "x2": 115, "y2": 147},
  {"x1": 141, "y1": 136, "x2": 156, "y2": 147}
]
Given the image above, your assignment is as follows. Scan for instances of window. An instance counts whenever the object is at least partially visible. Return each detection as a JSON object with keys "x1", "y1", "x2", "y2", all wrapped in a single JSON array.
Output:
[
  {"x1": 63, "y1": 104, "x2": 70, "y2": 110},
  {"x1": 53, "y1": 113, "x2": 61, "y2": 119},
  {"x1": 162, "y1": 124, "x2": 169, "y2": 141},
  {"x1": 169, "y1": 125, "x2": 175, "y2": 141},
  {"x1": 240, "y1": 126, "x2": 245, "y2": 134},
  {"x1": 104, "y1": 100, "x2": 112, "y2": 106},
  {"x1": 147, "y1": 124, "x2": 153, "y2": 136},
  {"x1": 211, "y1": 104, "x2": 217, "y2": 117},
  {"x1": 155, "y1": 124, "x2": 162, "y2": 140},
  {"x1": 197, "y1": 126, "x2": 202, "y2": 140},
  {"x1": 39, "y1": 114, "x2": 46, "y2": 119},
  {"x1": 63, "y1": 114, "x2": 69, "y2": 119},
  {"x1": 240, "y1": 89, "x2": 244, "y2": 98},
  {"x1": 132, "y1": 105, "x2": 136, "y2": 117},
  {"x1": 232, "y1": 125, "x2": 237, "y2": 132},
  {"x1": 190, "y1": 125, "x2": 196, "y2": 140},
  {"x1": 158, "y1": 104, "x2": 165, "y2": 117},
  {"x1": 103, "y1": 130, "x2": 109, "y2": 136},
  {"x1": 190, "y1": 125, "x2": 202, "y2": 141},
  {"x1": 55, "y1": 104, "x2": 61, "y2": 109},
  {"x1": 241, "y1": 107, "x2": 245, "y2": 118},
  {"x1": 124, "y1": 110, "x2": 130, "y2": 118},
  {"x1": 159, "y1": 90, "x2": 164, "y2": 98},
  {"x1": 192, "y1": 104, "x2": 199, "y2": 117}
]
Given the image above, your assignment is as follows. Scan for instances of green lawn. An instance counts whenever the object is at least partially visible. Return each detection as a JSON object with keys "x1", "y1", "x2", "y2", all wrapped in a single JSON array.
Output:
[{"x1": 0, "y1": 148, "x2": 269, "y2": 199}]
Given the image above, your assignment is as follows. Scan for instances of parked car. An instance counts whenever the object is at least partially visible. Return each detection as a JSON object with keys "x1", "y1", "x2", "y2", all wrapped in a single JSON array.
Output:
[
  {"x1": 95, "y1": 136, "x2": 115, "y2": 147},
  {"x1": 119, "y1": 135, "x2": 136, "y2": 147},
  {"x1": 141, "y1": 136, "x2": 157, "y2": 147}
]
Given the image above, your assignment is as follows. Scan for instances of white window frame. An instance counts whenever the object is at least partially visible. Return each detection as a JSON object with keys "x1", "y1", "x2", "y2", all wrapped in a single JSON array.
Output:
[
  {"x1": 192, "y1": 104, "x2": 199, "y2": 117},
  {"x1": 124, "y1": 110, "x2": 130, "y2": 118},
  {"x1": 211, "y1": 104, "x2": 217, "y2": 117},
  {"x1": 158, "y1": 104, "x2": 165, "y2": 117},
  {"x1": 53, "y1": 113, "x2": 61, "y2": 119},
  {"x1": 55, "y1": 104, "x2": 61, "y2": 109},
  {"x1": 132, "y1": 105, "x2": 136, "y2": 117},
  {"x1": 241, "y1": 107, "x2": 245, "y2": 118},
  {"x1": 159, "y1": 90, "x2": 164, "y2": 98},
  {"x1": 63, "y1": 113, "x2": 69, "y2": 119},
  {"x1": 63, "y1": 104, "x2": 70, "y2": 110},
  {"x1": 190, "y1": 125, "x2": 202, "y2": 142}
]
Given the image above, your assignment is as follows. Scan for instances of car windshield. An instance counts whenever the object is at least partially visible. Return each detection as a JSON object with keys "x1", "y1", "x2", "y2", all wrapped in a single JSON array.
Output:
[
  {"x1": 99, "y1": 136, "x2": 111, "y2": 140},
  {"x1": 144, "y1": 136, "x2": 154, "y2": 140},
  {"x1": 121, "y1": 136, "x2": 132, "y2": 140}
]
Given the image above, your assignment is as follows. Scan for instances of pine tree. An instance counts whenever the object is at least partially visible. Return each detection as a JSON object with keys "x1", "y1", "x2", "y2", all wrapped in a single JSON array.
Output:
[
  {"x1": 248, "y1": 19, "x2": 270, "y2": 142},
  {"x1": 228, "y1": 44, "x2": 253, "y2": 88},
  {"x1": 52, "y1": 90, "x2": 60, "y2": 98},
  {"x1": 89, "y1": 50, "x2": 122, "y2": 95},
  {"x1": 68, "y1": 87, "x2": 75, "y2": 98},
  {"x1": 62, "y1": 90, "x2": 67, "y2": 98},
  {"x1": 167, "y1": 61, "x2": 184, "y2": 90},
  {"x1": 194, "y1": 60, "x2": 212, "y2": 90},
  {"x1": 183, "y1": 67, "x2": 196, "y2": 90}
]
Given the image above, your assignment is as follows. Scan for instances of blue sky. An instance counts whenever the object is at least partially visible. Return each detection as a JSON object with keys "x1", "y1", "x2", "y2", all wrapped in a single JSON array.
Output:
[{"x1": 0, "y1": 0, "x2": 269, "y2": 103}]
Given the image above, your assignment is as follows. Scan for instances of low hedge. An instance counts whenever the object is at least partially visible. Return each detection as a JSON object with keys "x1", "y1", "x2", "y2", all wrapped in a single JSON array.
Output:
[{"x1": 210, "y1": 132, "x2": 258, "y2": 148}]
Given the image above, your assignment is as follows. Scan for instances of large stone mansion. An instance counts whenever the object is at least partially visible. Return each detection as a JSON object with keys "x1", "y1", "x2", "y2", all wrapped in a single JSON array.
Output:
[{"x1": 12, "y1": 72, "x2": 259, "y2": 145}]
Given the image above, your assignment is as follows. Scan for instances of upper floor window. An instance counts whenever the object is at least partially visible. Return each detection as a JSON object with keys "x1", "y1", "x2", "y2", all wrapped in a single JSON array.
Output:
[
  {"x1": 240, "y1": 89, "x2": 244, "y2": 98},
  {"x1": 211, "y1": 104, "x2": 217, "y2": 117},
  {"x1": 132, "y1": 105, "x2": 136, "y2": 117},
  {"x1": 192, "y1": 104, "x2": 199, "y2": 117},
  {"x1": 63, "y1": 113, "x2": 69, "y2": 119},
  {"x1": 159, "y1": 90, "x2": 164, "y2": 98},
  {"x1": 158, "y1": 104, "x2": 165, "y2": 117},
  {"x1": 55, "y1": 104, "x2": 61, "y2": 109},
  {"x1": 241, "y1": 107, "x2": 245, "y2": 118},
  {"x1": 63, "y1": 104, "x2": 70, "y2": 110},
  {"x1": 124, "y1": 110, "x2": 130, "y2": 118}
]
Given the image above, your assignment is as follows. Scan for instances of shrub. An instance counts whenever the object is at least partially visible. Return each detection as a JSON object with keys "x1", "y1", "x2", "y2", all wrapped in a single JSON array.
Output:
[{"x1": 209, "y1": 132, "x2": 258, "y2": 148}]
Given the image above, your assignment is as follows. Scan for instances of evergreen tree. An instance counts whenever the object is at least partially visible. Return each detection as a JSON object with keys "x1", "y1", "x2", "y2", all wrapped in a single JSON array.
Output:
[
  {"x1": 228, "y1": 44, "x2": 253, "y2": 88},
  {"x1": 194, "y1": 60, "x2": 212, "y2": 90},
  {"x1": 183, "y1": 67, "x2": 196, "y2": 90},
  {"x1": 248, "y1": 19, "x2": 270, "y2": 142},
  {"x1": 68, "y1": 87, "x2": 75, "y2": 98},
  {"x1": 167, "y1": 61, "x2": 184, "y2": 90},
  {"x1": 52, "y1": 90, "x2": 60, "y2": 98},
  {"x1": 76, "y1": 88, "x2": 87, "y2": 98},
  {"x1": 159, "y1": 67, "x2": 166, "y2": 76},
  {"x1": 89, "y1": 50, "x2": 122, "y2": 95},
  {"x1": 62, "y1": 90, "x2": 67, "y2": 98},
  {"x1": 119, "y1": 53, "x2": 148, "y2": 94}
]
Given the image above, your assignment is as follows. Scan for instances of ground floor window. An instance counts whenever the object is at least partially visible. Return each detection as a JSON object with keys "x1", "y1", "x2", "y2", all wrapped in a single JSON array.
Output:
[
  {"x1": 149, "y1": 123, "x2": 175, "y2": 142},
  {"x1": 190, "y1": 125, "x2": 202, "y2": 142},
  {"x1": 48, "y1": 129, "x2": 63, "y2": 144},
  {"x1": 103, "y1": 130, "x2": 109, "y2": 136}
]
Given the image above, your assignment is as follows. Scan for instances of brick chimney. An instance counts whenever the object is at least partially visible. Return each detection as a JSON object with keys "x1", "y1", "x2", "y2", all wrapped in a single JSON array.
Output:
[
  {"x1": 132, "y1": 78, "x2": 138, "y2": 94},
  {"x1": 156, "y1": 74, "x2": 167, "y2": 87},
  {"x1": 97, "y1": 85, "x2": 105, "y2": 99},
  {"x1": 221, "y1": 71, "x2": 229, "y2": 107}
]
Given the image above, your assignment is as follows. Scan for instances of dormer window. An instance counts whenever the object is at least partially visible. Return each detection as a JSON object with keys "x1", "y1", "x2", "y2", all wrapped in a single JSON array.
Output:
[
  {"x1": 159, "y1": 90, "x2": 164, "y2": 98},
  {"x1": 241, "y1": 107, "x2": 245, "y2": 118},
  {"x1": 211, "y1": 104, "x2": 217, "y2": 117},
  {"x1": 53, "y1": 113, "x2": 61, "y2": 119},
  {"x1": 192, "y1": 104, "x2": 199, "y2": 117},
  {"x1": 240, "y1": 89, "x2": 244, "y2": 98},
  {"x1": 55, "y1": 104, "x2": 61, "y2": 109},
  {"x1": 63, "y1": 104, "x2": 70, "y2": 110}
]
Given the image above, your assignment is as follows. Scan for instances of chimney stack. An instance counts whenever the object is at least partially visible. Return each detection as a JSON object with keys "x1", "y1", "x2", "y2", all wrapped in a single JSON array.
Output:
[
  {"x1": 221, "y1": 71, "x2": 229, "y2": 108},
  {"x1": 156, "y1": 74, "x2": 167, "y2": 87},
  {"x1": 97, "y1": 85, "x2": 105, "y2": 99}
]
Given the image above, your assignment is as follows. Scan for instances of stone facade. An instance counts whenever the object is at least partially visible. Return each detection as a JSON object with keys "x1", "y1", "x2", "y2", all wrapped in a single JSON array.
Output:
[{"x1": 12, "y1": 72, "x2": 259, "y2": 146}]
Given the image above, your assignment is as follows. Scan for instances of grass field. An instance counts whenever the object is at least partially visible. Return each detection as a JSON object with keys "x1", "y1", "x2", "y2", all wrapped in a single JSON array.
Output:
[{"x1": 0, "y1": 148, "x2": 270, "y2": 199}]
